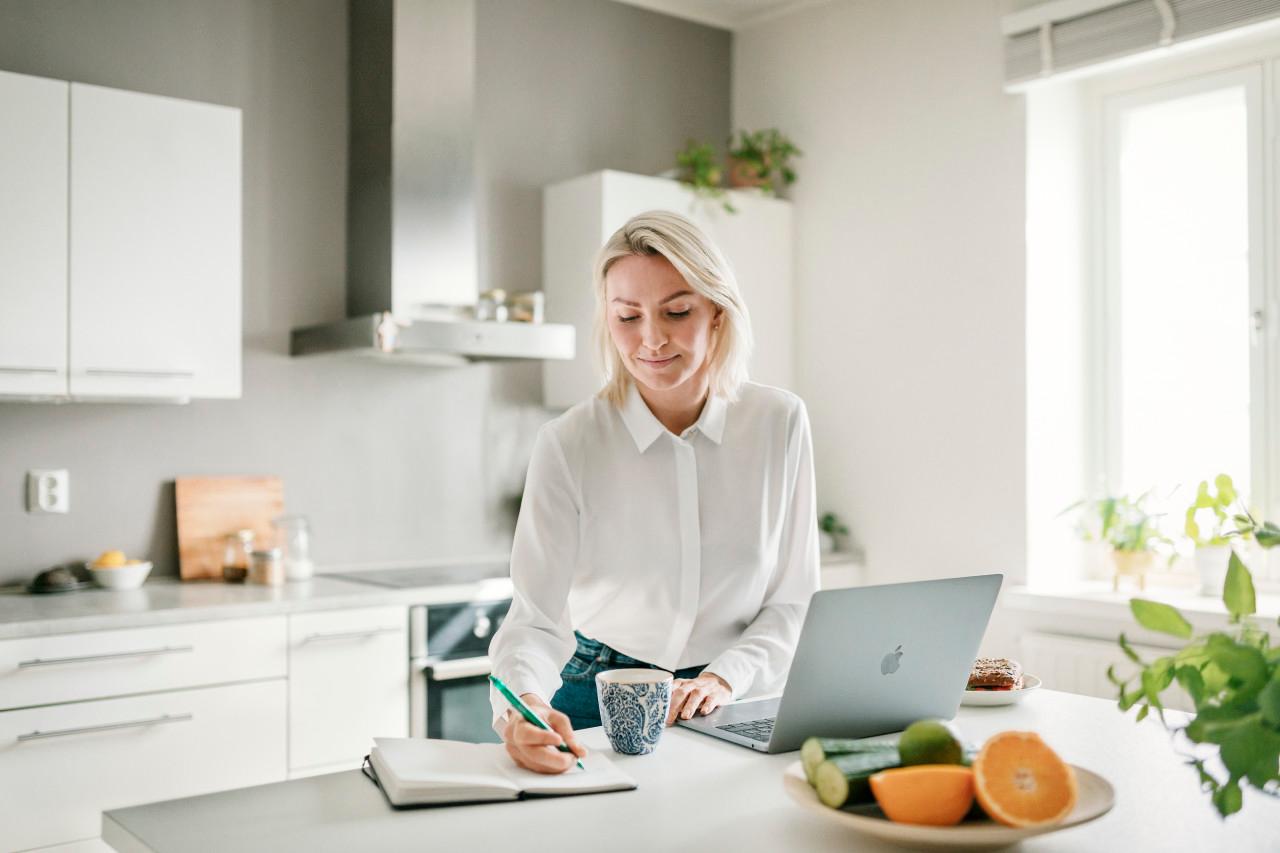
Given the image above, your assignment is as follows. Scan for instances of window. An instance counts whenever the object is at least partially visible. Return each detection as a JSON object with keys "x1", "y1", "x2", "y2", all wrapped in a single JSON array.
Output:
[
  {"x1": 1025, "y1": 41, "x2": 1280, "y2": 587},
  {"x1": 1100, "y1": 69, "x2": 1261, "y2": 510}
]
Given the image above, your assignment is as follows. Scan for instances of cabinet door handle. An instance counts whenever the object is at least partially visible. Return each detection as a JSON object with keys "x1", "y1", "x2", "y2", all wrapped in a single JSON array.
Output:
[
  {"x1": 301, "y1": 627, "x2": 403, "y2": 644},
  {"x1": 17, "y1": 712, "x2": 193, "y2": 743},
  {"x1": 0, "y1": 366, "x2": 60, "y2": 375},
  {"x1": 85, "y1": 368, "x2": 195, "y2": 379},
  {"x1": 17, "y1": 644, "x2": 195, "y2": 668}
]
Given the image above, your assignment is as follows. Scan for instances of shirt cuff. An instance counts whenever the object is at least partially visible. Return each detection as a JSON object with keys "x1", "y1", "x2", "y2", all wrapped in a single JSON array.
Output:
[
  {"x1": 489, "y1": 663, "x2": 555, "y2": 735},
  {"x1": 703, "y1": 651, "x2": 753, "y2": 701}
]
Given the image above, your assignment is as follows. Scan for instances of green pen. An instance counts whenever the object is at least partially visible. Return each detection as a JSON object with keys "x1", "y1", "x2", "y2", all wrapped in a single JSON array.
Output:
[{"x1": 489, "y1": 673, "x2": 585, "y2": 770}]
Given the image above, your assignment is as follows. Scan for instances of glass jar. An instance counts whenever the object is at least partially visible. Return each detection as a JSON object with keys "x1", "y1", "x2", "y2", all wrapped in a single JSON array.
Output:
[
  {"x1": 222, "y1": 529, "x2": 254, "y2": 583},
  {"x1": 272, "y1": 515, "x2": 314, "y2": 581},
  {"x1": 249, "y1": 548, "x2": 284, "y2": 587},
  {"x1": 509, "y1": 291, "x2": 545, "y2": 324}
]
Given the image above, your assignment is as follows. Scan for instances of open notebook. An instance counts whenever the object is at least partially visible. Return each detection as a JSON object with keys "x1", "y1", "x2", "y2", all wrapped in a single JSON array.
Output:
[{"x1": 364, "y1": 738, "x2": 637, "y2": 808}]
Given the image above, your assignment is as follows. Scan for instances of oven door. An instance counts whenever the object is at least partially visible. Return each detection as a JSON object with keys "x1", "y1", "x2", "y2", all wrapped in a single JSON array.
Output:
[{"x1": 419, "y1": 655, "x2": 501, "y2": 743}]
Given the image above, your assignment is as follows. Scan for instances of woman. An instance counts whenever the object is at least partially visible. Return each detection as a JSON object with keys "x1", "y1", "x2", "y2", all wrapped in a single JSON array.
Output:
[{"x1": 489, "y1": 210, "x2": 819, "y2": 774}]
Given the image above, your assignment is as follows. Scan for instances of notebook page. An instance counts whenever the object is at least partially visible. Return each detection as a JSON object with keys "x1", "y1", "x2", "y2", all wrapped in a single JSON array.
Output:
[
  {"x1": 497, "y1": 749, "x2": 637, "y2": 796},
  {"x1": 372, "y1": 738, "x2": 519, "y2": 801}
]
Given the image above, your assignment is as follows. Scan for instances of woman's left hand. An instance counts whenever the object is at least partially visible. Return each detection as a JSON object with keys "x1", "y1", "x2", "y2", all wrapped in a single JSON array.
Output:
[{"x1": 667, "y1": 672, "x2": 733, "y2": 725}]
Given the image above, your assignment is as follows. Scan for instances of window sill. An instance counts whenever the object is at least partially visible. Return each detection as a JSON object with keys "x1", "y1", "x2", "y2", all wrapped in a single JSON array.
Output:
[{"x1": 1005, "y1": 581, "x2": 1280, "y2": 623}]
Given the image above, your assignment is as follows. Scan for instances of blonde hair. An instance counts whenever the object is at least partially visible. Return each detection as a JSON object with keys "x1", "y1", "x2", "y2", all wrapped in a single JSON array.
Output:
[{"x1": 592, "y1": 210, "x2": 753, "y2": 407}]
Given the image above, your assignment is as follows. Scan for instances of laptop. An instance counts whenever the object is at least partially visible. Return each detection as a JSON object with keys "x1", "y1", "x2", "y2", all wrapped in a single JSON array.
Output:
[{"x1": 677, "y1": 573, "x2": 1002, "y2": 753}]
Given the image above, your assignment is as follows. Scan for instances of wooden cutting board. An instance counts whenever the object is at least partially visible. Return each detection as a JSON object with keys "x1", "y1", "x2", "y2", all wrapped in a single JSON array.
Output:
[{"x1": 175, "y1": 476, "x2": 284, "y2": 580}]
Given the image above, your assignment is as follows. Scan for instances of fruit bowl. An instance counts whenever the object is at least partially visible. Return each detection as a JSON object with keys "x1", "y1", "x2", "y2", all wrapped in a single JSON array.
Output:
[
  {"x1": 781, "y1": 761, "x2": 1113, "y2": 851},
  {"x1": 87, "y1": 560, "x2": 152, "y2": 590}
]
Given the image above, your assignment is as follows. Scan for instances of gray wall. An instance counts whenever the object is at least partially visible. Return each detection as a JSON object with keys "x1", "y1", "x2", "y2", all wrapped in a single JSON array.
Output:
[{"x1": 0, "y1": 0, "x2": 730, "y2": 584}]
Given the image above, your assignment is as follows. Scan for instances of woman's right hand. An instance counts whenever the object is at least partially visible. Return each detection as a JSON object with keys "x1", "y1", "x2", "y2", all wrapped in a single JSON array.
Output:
[{"x1": 501, "y1": 693, "x2": 587, "y2": 774}]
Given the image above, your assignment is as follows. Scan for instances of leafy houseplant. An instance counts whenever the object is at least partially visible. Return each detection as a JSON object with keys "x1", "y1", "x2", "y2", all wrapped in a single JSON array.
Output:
[
  {"x1": 727, "y1": 128, "x2": 801, "y2": 194},
  {"x1": 674, "y1": 139, "x2": 735, "y2": 213},
  {"x1": 818, "y1": 512, "x2": 850, "y2": 555},
  {"x1": 1067, "y1": 493, "x2": 1173, "y2": 590},
  {"x1": 1109, "y1": 515, "x2": 1280, "y2": 817},
  {"x1": 1185, "y1": 474, "x2": 1246, "y2": 595}
]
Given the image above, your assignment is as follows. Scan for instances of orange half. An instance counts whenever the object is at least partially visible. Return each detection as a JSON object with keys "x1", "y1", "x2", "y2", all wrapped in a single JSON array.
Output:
[
  {"x1": 972, "y1": 731, "x2": 1077, "y2": 827},
  {"x1": 869, "y1": 765, "x2": 975, "y2": 826}
]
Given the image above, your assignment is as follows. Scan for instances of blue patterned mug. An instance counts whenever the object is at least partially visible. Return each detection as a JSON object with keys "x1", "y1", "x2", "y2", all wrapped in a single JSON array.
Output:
[{"x1": 596, "y1": 668, "x2": 673, "y2": 755}]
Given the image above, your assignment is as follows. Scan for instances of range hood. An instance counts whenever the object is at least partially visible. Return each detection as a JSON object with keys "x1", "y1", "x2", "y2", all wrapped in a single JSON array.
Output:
[{"x1": 290, "y1": 0, "x2": 574, "y2": 364}]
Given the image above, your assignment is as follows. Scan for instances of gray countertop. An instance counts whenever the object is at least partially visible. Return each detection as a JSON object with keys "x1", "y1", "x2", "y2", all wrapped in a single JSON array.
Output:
[{"x1": 0, "y1": 574, "x2": 514, "y2": 640}]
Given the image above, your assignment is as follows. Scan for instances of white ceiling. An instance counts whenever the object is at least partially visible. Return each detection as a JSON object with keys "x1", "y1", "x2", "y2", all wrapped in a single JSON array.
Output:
[{"x1": 610, "y1": 0, "x2": 828, "y2": 31}]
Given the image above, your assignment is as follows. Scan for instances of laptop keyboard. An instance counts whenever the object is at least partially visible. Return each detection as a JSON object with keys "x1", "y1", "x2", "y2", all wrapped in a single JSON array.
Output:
[{"x1": 717, "y1": 717, "x2": 776, "y2": 742}]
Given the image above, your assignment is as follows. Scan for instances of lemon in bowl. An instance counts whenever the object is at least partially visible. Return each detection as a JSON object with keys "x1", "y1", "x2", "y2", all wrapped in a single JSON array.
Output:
[{"x1": 87, "y1": 551, "x2": 152, "y2": 589}]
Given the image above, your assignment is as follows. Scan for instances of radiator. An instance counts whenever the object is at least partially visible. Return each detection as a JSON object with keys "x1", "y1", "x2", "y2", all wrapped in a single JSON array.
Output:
[{"x1": 1019, "y1": 631, "x2": 1193, "y2": 713}]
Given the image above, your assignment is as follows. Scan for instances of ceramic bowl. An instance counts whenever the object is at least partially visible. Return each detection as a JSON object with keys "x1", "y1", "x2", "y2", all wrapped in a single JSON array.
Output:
[{"x1": 87, "y1": 560, "x2": 152, "y2": 590}]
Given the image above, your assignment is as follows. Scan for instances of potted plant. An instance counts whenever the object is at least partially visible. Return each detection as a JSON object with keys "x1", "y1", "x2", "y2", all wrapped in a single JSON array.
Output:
[
  {"x1": 1109, "y1": 512, "x2": 1280, "y2": 817},
  {"x1": 727, "y1": 129, "x2": 801, "y2": 194},
  {"x1": 818, "y1": 512, "x2": 850, "y2": 555},
  {"x1": 674, "y1": 139, "x2": 735, "y2": 213},
  {"x1": 1067, "y1": 493, "x2": 1172, "y2": 590},
  {"x1": 1184, "y1": 474, "x2": 1245, "y2": 596}
]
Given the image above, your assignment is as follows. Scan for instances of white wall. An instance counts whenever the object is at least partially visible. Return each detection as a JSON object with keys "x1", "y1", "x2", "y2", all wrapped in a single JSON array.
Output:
[{"x1": 733, "y1": 0, "x2": 1027, "y2": 587}]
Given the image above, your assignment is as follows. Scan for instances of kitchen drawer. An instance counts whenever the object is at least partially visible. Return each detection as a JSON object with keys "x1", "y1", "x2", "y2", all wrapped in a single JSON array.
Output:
[
  {"x1": 288, "y1": 606, "x2": 407, "y2": 772},
  {"x1": 0, "y1": 678, "x2": 286, "y2": 852},
  {"x1": 0, "y1": 617, "x2": 286, "y2": 711}
]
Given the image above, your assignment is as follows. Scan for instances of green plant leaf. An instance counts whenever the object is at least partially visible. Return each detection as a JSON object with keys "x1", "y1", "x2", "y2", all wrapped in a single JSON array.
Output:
[
  {"x1": 1213, "y1": 778, "x2": 1244, "y2": 817},
  {"x1": 1215, "y1": 474, "x2": 1236, "y2": 505},
  {"x1": 1224, "y1": 553, "x2": 1257, "y2": 621},
  {"x1": 1186, "y1": 707, "x2": 1256, "y2": 745},
  {"x1": 1118, "y1": 633, "x2": 1143, "y2": 664},
  {"x1": 1130, "y1": 599, "x2": 1193, "y2": 638},
  {"x1": 1135, "y1": 703, "x2": 1149, "y2": 722},
  {"x1": 1259, "y1": 671, "x2": 1280, "y2": 727},
  {"x1": 1205, "y1": 634, "x2": 1268, "y2": 696},
  {"x1": 1176, "y1": 665, "x2": 1206, "y2": 706},
  {"x1": 1256, "y1": 521, "x2": 1280, "y2": 548},
  {"x1": 1220, "y1": 719, "x2": 1280, "y2": 789}
]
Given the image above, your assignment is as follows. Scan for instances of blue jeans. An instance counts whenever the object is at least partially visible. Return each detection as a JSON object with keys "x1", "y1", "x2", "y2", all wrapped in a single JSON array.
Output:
[{"x1": 550, "y1": 631, "x2": 707, "y2": 730}]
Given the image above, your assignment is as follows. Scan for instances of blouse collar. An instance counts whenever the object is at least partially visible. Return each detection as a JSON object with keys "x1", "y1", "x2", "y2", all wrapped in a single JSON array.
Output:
[{"x1": 619, "y1": 382, "x2": 727, "y2": 452}]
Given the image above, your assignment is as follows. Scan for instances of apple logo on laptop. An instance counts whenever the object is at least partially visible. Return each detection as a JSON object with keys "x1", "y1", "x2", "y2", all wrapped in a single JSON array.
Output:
[{"x1": 880, "y1": 645, "x2": 903, "y2": 675}]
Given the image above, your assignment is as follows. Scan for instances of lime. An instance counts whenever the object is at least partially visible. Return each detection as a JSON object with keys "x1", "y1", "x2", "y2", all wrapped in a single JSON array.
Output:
[{"x1": 898, "y1": 719, "x2": 965, "y2": 766}]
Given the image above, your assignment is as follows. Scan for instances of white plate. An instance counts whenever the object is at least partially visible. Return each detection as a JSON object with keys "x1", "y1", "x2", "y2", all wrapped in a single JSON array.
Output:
[
  {"x1": 782, "y1": 759, "x2": 1113, "y2": 851},
  {"x1": 960, "y1": 674, "x2": 1042, "y2": 707}
]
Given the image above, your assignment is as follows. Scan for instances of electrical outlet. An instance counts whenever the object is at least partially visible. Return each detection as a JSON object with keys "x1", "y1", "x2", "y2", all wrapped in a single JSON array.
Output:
[{"x1": 26, "y1": 469, "x2": 69, "y2": 514}]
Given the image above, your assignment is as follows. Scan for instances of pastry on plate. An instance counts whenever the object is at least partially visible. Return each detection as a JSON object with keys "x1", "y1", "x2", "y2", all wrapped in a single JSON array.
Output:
[{"x1": 968, "y1": 658, "x2": 1023, "y2": 691}]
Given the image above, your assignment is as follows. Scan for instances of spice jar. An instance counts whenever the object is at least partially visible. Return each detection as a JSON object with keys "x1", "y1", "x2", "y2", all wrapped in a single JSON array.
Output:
[
  {"x1": 509, "y1": 291, "x2": 545, "y2": 323},
  {"x1": 249, "y1": 548, "x2": 284, "y2": 587},
  {"x1": 222, "y1": 529, "x2": 254, "y2": 583}
]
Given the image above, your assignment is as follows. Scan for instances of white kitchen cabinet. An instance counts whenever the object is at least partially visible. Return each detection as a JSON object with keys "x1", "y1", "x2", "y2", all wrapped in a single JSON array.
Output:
[
  {"x1": 0, "y1": 70, "x2": 69, "y2": 398},
  {"x1": 543, "y1": 170, "x2": 794, "y2": 409},
  {"x1": 287, "y1": 606, "x2": 408, "y2": 776},
  {"x1": 69, "y1": 82, "x2": 242, "y2": 400},
  {"x1": 0, "y1": 679, "x2": 285, "y2": 852},
  {"x1": 0, "y1": 616, "x2": 287, "y2": 711}
]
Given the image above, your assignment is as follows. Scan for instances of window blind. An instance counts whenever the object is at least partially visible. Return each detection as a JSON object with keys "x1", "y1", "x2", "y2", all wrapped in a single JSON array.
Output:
[{"x1": 1004, "y1": 0, "x2": 1280, "y2": 86}]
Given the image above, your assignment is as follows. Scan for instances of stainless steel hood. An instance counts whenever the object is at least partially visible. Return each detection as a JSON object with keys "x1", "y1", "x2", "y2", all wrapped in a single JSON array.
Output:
[{"x1": 290, "y1": 0, "x2": 574, "y2": 363}]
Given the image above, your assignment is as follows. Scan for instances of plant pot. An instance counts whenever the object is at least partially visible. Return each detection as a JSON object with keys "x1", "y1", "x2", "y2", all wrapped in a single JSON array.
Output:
[
  {"x1": 819, "y1": 530, "x2": 835, "y2": 555},
  {"x1": 1109, "y1": 549, "x2": 1154, "y2": 592},
  {"x1": 727, "y1": 156, "x2": 769, "y2": 189},
  {"x1": 1194, "y1": 544, "x2": 1232, "y2": 596}
]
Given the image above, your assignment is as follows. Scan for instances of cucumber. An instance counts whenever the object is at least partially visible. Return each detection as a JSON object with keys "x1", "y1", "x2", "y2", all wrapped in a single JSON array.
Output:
[
  {"x1": 813, "y1": 750, "x2": 902, "y2": 809},
  {"x1": 800, "y1": 737, "x2": 898, "y2": 785}
]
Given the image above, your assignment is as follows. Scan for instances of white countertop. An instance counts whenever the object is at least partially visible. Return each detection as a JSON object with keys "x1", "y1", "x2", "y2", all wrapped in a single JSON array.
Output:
[
  {"x1": 103, "y1": 689, "x2": 1279, "y2": 852},
  {"x1": 0, "y1": 574, "x2": 514, "y2": 640}
]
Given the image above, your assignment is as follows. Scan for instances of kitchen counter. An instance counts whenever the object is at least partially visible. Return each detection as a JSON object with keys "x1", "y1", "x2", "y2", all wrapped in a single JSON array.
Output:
[
  {"x1": 103, "y1": 689, "x2": 1279, "y2": 852},
  {"x1": 0, "y1": 573, "x2": 513, "y2": 640}
]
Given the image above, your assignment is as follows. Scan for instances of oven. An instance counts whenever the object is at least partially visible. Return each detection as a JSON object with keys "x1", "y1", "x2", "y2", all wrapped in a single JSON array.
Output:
[{"x1": 409, "y1": 599, "x2": 511, "y2": 743}]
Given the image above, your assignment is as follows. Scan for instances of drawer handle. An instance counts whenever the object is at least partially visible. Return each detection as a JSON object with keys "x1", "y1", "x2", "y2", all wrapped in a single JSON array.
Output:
[
  {"x1": 0, "y1": 366, "x2": 59, "y2": 375},
  {"x1": 302, "y1": 627, "x2": 402, "y2": 644},
  {"x1": 17, "y1": 644, "x2": 195, "y2": 668},
  {"x1": 85, "y1": 368, "x2": 195, "y2": 379},
  {"x1": 17, "y1": 712, "x2": 193, "y2": 743}
]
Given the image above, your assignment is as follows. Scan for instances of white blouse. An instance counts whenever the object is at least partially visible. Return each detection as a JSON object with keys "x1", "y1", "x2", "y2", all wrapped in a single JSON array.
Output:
[{"x1": 488, "y1": 380, "x2": 820, "y2": 727}]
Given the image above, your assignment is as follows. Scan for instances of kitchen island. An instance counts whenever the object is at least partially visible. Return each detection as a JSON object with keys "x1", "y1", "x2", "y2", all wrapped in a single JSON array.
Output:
[{"x1": 103, "y1": 689, "x2": 1278, "y2": 852}]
